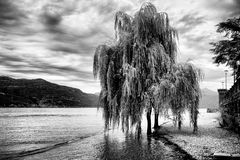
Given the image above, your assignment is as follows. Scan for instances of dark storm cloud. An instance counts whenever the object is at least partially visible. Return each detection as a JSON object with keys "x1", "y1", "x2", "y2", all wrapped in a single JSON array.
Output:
[
  {"x1": 48, "y1": 45, "x2": 80, "y2": 54},
  {"x1": 45, "y1": 30, "x2": 97, "y2": 55},
  {"x1": 41, "y1": 7, "x2": 62, "y2": 26},
  {"x1": 39, "y1": 1, "x2": 79, "y2": 36},
  {"x1": 43, "y1": 21, "x2": 110, "y2": 56},
  {"x1": 48, "y1": 41, "x2": 95, "y2": 55},
  {"x1": 9, "y1": 67, "x2": 93, "y2": 80},
  {"x1": 1, "y1": 44, "x2": 16, "y2": 51},
  {"x1": 37, "y1": 1, "x2": 115, "y2": 56},
  {"x1": 40, "y1": 4, "x2": 65, "y2": 36},
  {"x1": 40, "y1": 0, "x2": 78, "y2": 27},
  {"x1": 0, "y1": 0, "x2": 26, "y2": 27},
  {"x1": 0, "y1": 52, "x2": 93, "y2": 80},
  {"x1": 0, "y1": 54, "x2": 24, "y2": 65}
]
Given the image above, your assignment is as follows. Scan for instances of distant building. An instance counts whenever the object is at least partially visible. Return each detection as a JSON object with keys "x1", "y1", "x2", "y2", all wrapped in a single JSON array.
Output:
[{"x1": 218, "y1": 75, "x2": 240, "y2": 133}]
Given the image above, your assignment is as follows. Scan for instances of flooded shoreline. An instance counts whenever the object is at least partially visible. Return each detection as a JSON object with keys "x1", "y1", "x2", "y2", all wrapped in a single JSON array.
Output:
[{"x1": 0, "y1": 108, "x2": 198, "y2": 160}]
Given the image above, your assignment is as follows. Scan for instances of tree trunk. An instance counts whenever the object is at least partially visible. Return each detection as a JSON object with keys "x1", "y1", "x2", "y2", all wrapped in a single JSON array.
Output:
[
  {"x1": 154, "y1": 113, "x2": 159, "y2": 129},
  {"x1": 147, "y1": 110, "x2": 152, "y2": 136},
  {"x1": 178, "y1": 119, "x2": 182, "y2": 130},
  {"x1": 193, "y1": 121, "x2": 198, "y2": 133},
  {"x1": 177, "y1": 113, "x2": 182, "y2": 130},
  {"x1": 137, "y1": 121, "x2": 142, "y2": 139},
  {"x1": 193, "y1": 112, "x2": 198, "y2": 133}
]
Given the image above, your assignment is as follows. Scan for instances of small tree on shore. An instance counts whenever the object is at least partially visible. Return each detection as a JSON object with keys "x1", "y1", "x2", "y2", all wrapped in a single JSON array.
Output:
[{"x1": 93, "y1": 2, "x2": 201, "y2": 136}]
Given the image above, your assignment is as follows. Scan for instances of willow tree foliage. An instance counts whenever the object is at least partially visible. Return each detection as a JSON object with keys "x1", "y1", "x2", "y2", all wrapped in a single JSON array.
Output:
[{"x1": 93, "y1": 2, "x2": 201, "y2": 136}]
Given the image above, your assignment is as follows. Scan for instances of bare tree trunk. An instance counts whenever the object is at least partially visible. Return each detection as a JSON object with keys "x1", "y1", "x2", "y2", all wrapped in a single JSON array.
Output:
[
  {"x1": 154, "y1": 113, "x2": 159, "y2": 129},
  {"x1": 147, "y1": 110, "x2": 152, "y2": 136},
  {"x1": 136, "y1": 121, "x2": 142, "y2": 139},
  {"x1": 193, "y1": 121, "x2": 198, "y2": 133},
  {"x1": 177, "y1": 112, "x2": 182, "y2": 130},
  {"x1": 193, "y1": 112, "x2": 198, "y2": 133}
]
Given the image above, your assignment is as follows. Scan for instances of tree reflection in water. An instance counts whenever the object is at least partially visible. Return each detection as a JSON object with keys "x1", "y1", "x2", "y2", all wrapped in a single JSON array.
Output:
[{"x1": 97, "y1": 132, "x2": 191, "y2": 160}]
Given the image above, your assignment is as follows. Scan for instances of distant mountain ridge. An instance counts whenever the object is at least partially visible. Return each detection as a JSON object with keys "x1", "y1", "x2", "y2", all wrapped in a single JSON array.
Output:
[
  {"x1": 0, "y1": 76, "x2": 98, "y2": 107},
  {"x1": 0, "y1": 76, "x2": 218, "y2": 108},
  {"x1": 199, "y1": 88, "x2": 218, "y2": 108}
]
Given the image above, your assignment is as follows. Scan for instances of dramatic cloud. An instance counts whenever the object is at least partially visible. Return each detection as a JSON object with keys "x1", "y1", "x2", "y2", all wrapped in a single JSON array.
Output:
[
  {"x1": 0, "y1": 0, "x2": 26, "y2": 27},
  {"x1": 0, "y1": 0, "x2": 239, "y2": 93}
]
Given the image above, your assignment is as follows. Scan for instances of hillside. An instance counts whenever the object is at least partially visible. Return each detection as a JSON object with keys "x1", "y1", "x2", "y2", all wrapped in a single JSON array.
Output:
[
  {"x1": 199, "y1": 88, "x2": 218, "y2": 108},
  {"x1": 0, "y1": 76, "x2": 98, "y2": 107},
  {"x1": 0, "y1": 76, "x2": 219, "y2": 108}
]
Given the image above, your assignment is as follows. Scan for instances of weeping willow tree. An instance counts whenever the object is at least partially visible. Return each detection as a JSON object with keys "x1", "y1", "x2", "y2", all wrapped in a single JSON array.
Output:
[
  {"x1": 148, "y1": 62, "x2": 202, "y2": 133},
  {"x1": 171, "y1": 63, "x2": 202, "y2": 132},
  {"x1": 93, "y1": 2, "x2": 201, "y2": 136}
]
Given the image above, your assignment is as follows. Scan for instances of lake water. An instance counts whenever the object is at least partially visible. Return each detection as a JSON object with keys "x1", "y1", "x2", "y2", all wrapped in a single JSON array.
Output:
[
  {"x1": 0, "y1": 108, "x2": 204, "y2": 159},
  {"x1": 0, "y1": 108, "x2": 103, "y2": 159}
]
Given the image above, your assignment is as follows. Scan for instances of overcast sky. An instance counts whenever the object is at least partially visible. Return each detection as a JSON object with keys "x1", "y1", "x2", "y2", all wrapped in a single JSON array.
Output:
[{"x1": 0, "y1": 0, "x2": 239, "y2": 93}]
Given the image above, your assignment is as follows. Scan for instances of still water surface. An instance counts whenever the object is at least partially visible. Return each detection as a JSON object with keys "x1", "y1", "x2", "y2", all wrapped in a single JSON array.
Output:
[
  {"x1": 0, "y1": 108, "x2": 195, "y2": 160},
  {"x1": 0, "y1": 108, "x2": 103, "y2": 157}
]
